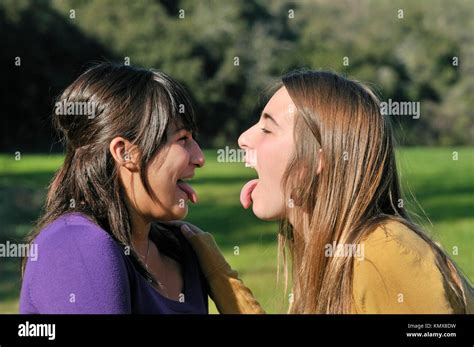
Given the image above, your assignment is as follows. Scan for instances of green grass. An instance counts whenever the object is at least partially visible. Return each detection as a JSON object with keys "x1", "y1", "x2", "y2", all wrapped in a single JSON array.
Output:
[{"x1": 0, "y1": 148, "x2": 472, "y2": 313}]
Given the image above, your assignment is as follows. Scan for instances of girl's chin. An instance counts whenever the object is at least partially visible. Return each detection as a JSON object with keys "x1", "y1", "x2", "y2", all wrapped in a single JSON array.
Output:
[
  {"x1": 154, "y1": 205, "x2": 188, "y2": 221},
  {"x1": 172, "y1": 204, "x2": 188, "y2": 219},
  {"x1": 252, "y1": 201, "x2": 282, "y2": 221}
]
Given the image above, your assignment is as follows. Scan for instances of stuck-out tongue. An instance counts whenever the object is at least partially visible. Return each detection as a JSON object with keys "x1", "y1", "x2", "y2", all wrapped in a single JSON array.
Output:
[
  {"x1": 240, "y1": 179, "x2": 259, "y2": 209},
  {"x1": 177, "y1": 181, "x2": 198, "y2": 203}
]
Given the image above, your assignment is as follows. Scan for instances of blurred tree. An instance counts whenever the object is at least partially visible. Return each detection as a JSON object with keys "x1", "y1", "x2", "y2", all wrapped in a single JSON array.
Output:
[
  {"x1": 0, "y1": 0, "x2": 115, "y2": 152},
  {"x1": 0, "y1": 0, "x2": 472, "y2": 151}
]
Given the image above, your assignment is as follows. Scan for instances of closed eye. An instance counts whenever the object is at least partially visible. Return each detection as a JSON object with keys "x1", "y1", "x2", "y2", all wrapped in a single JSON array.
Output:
[
  {"x1": 260, "y1": 127, "x2": 271, "y2": 134},
  {"x1": 176, "y1": 130, "x2": 193, "y2": 143}
]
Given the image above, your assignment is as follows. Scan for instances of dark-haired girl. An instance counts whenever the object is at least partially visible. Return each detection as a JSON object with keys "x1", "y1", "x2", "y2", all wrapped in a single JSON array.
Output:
[{"x1": 20, "y1": 63, "x2": 211, "y2": 313}]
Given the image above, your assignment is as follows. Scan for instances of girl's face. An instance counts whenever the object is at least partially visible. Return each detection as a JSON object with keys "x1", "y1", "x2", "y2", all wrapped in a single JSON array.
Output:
[
  {"x1": 238, "y1": 87, "x2": 295, "y2": 220},
  {"x1": 119, "y1": 125, "x2": 205, "y2": 223}
]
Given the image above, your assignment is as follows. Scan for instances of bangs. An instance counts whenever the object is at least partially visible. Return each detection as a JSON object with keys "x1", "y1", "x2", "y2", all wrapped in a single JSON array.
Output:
[
  {"x1": 151, "y1": 70, "x2": 198, "y2": 136},
  {"x1": 168, "y1": 95, "x2": 197, "y2": 135}
]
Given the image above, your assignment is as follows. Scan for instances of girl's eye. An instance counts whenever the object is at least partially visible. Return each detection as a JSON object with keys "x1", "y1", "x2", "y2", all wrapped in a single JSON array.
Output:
[
  {"x1": 178, "y1": 136, "x2": 188, "y2": 142},
  {"x1": 260, "y1": 127, "x2": 271, "y2": 134}
]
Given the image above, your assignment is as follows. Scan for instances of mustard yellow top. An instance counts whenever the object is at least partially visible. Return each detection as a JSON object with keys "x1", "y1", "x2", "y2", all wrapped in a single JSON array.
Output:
[
  {"x1": 352, "y1": 221, "x2": 473, "y2": 313},
  {"x1": 186, "y1": 220, "x2": 473, "y2": 314}
]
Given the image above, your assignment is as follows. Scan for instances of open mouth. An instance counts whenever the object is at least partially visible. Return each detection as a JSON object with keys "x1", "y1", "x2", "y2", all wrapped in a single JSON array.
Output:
[
  {"x1": 177, "y1": 177, "x2": 197, "y2": 204},
  {"x1": 240, "y1": 178, "x2": 258, "y2": 209},
  {"x1": 240, "y1": 158, "x2": 259, "y2": 209}
]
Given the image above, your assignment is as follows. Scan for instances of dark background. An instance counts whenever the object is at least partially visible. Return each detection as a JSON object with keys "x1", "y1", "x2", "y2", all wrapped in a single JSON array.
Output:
[{"x1": 1, "y1": 0, "x2": 473, "y2": 152}]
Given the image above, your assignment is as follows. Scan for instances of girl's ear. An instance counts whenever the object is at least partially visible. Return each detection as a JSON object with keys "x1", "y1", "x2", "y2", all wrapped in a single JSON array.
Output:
[{"x1": 109, "y1": 137, "x2": 140, "y2": 172}]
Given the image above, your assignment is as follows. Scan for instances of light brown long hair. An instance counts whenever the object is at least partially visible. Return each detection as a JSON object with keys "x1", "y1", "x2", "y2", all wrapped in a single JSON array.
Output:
[
  {"x1": 21, "y1": 62, "x2": 197, "y2": 283},
  {"x1": 278, "y1": 70, "x2": 470, "y2": 313}
]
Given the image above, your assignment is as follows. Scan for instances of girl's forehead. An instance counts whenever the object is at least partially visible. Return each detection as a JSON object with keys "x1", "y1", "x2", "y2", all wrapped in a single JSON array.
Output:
[{"x1": 265, "y1": 87, "x2": 296, "y2": 124}]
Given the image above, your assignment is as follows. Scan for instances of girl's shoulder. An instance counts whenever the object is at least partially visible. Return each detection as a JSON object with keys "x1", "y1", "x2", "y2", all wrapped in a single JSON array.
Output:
[
  {"x1": 35, "y1": 212, "x2": 114, "y2": 242},
  {"x1": 31, "y1": 213, "x2": 126, "y2": 262},
  {"x1": 20, "y1": 213, "x2": 132, "y2": 313},
  {"x1": 31, "y1": 212, "x2": 128, "y2": 273},
  {"x1": 352, "y1": 219, "x2": 456, "y2": 313},
  {"x1": 360, "y1": 219, "x2": 435, "y2": 262}
]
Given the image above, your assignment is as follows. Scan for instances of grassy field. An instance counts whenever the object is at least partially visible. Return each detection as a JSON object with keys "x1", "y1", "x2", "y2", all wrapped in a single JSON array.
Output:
[{"x1": 0, "y1": 148, "x2": 473, "y2": 313}]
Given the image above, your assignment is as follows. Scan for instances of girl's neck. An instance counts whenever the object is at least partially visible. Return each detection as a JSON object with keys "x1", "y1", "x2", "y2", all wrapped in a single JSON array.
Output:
[{"x1": 130, "y1": 210, "x2": 151, "y2": 245}]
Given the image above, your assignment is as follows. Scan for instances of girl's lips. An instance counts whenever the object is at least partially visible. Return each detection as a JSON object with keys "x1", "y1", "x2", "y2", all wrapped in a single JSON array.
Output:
[
  {"x1": 177, "y1": 180, "x2": 198, "y2": 203},
  {"x1": 240, "y1": 179, "x2": 259, "y2": 209}
]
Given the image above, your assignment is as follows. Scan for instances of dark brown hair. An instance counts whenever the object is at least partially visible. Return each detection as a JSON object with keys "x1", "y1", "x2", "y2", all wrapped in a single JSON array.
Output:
[{"x1": 22, "y1": 62, "x2": 197, "y2": 283}]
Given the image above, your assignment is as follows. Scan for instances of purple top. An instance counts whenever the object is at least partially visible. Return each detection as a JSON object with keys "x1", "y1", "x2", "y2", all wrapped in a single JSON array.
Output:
[{"x1": 19, "y1": 213, "x2": 209, "y2": 314}]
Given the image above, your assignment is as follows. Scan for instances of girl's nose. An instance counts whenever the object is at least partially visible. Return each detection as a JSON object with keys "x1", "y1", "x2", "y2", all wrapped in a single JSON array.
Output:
[
  {"x1": 238, "y1": 128, "x2": 252, "y2": 150},
  {"x1": 191, "y1": 141, "x2": 205, "y2": 168}
]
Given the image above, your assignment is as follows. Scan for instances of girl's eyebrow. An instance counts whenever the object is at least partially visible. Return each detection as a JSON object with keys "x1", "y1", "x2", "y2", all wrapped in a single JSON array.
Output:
[
  {"x1": 173, "y1": 127, "x2": 190, "y2": 135},
  {"x1": 261, "y1": 112, "x2": 281, "y2": 128}
]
